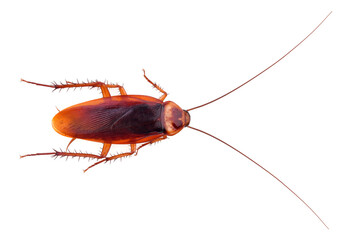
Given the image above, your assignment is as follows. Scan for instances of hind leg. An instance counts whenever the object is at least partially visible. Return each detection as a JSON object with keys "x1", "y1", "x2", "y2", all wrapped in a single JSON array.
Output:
[{"x1": 21, "y1": 79, "x2": 127, "y2": 97}]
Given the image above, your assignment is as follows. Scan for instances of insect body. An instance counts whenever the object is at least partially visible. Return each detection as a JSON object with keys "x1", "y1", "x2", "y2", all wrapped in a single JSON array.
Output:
[
  {"x1": 53, "y1": 95, "x2": 190, "y2": 144},
  {"x1": 22, "y1": 70, "x2": 190, "y2": 171},
  {"x1": 21, "y1": 12, "x2": 332, "y2": 228}
]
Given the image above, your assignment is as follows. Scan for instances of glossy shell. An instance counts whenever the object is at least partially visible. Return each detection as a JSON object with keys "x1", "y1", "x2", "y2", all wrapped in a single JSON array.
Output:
[
  {"x1": 52, "y1": 95, "x2": 190, "y2": 144},
  {"x1": 52, "y1": 95, "x2": 165, "y2": 144}
]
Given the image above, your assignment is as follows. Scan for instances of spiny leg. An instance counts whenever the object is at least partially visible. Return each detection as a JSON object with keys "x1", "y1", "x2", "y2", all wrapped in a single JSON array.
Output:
[
  {"x1": 21, "y1": 138, "x2": 166, "y2": 172},
  {"x1": 142, "y1": 69, "x2": 167, "y2": 101},
  {"x1": 21, "y1": 79, "x2": 127, "y2": 97},
  {"x1": 21, "y1": 143, "x2": 112, "y2": 163},
  {"x1": 135, "y1": 135, "x2": 167, "y2": 156},
  {"x1": 20, "y1": 150, "x2": 104, "y2": 160},
  {"x1": 83, "y1": 144, "x2": 137, "y2": 172}
]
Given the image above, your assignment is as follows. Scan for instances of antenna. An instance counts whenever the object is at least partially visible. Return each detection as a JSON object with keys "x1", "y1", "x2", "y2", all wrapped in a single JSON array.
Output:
[
  {"x1": 187, "y1": 11, "x2": 332, "y2": 112},
  {"x1": 187, "y1": 125, "x2": 329, "y2": 229},
  {"x1": 185, "y1": 12, "x2": 333, "y2": 228}
]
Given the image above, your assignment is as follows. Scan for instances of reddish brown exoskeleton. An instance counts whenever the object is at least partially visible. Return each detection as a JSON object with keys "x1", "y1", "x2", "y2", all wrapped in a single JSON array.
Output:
[
  {"x1": 21, "y1": 71, "x2": 190, "y2": 172},
  {"x1": 21, "y1": 12, "x2": 332, "y2": 228}
]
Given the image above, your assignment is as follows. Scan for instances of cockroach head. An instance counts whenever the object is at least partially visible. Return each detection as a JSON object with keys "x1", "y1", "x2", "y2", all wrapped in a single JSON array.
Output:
[{"x1": 162, "y1": 101, "x2": 190, "y2": 136}]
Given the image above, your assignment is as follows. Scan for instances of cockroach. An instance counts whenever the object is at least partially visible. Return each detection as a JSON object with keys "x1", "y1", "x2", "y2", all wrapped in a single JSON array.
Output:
[{"x1": 21, "y1": 12, "x2": 332, "y2": 228}]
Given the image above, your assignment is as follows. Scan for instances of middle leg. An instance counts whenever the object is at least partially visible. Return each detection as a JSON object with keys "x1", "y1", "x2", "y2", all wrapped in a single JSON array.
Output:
[
  {"x1": 135, "y1": 135, "x2": 167, "y2": 156},
  {"x1": 83, "y1": 144, "x2": 136, "y2": 172}
]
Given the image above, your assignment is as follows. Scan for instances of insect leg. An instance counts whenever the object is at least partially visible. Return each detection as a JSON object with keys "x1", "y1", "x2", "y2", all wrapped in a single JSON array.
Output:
[
  {"x1": 20, "y1": 151, "x2": 104, "y2": 160},
  {"x1": 22, "y1": 143, "x2": 112, "y2": 171},
  {"x1": 142, "y1": 69, "x2": 167, "y2": 101},
  {"x1": 135, "y1": 135, "x2": 167, "y2": 156},
  {"x1": 83, "y1": 144, "x2": 136, "y2": 172},
  {"x1": 85, "y1": 135, "x2": 168, "y2": 172},
  {"x1": 100, "y1": 143, "x2": 112, "y2": 157},
  {"x1": 21, "y1": 79, "x2": 127, "y2": 97},
  {"x1": 66, "y1": 138, "x2": 76, "y2": 151}
]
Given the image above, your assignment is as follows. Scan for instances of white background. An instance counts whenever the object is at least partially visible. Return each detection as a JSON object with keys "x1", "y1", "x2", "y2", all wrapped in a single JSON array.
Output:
[{"x1": 1, "y1": 0, "x2": 345, "y2": 239}]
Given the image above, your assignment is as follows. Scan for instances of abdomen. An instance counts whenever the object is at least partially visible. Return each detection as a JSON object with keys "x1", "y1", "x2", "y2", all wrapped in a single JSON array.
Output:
[{"x1": 52, "y1": 95, "x2": 165, "y2": 144}]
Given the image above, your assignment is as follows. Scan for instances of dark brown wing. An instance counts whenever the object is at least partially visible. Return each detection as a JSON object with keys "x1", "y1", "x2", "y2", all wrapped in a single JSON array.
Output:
[{"x1": 52, "y1": 95, "x2": 165, "y2": 144}]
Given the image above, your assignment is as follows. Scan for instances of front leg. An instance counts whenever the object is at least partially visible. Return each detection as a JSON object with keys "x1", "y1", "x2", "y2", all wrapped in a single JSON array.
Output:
[{"x1": 142, "y1": 69, "x2": 168, "y2": 101}]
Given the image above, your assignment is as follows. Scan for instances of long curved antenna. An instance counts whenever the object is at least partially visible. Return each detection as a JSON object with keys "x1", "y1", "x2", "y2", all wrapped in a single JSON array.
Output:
[
  {"x1": 187, "y1": 125, "x2": 328, "y2": 229},
  {"x1": 187, "y1": 11, "x2": 332, "y2": 112}
]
